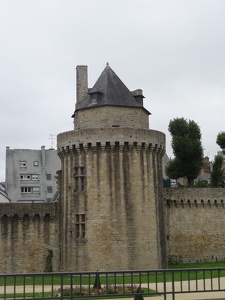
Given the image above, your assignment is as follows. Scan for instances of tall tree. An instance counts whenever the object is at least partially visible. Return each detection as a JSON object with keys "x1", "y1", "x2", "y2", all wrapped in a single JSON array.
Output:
[
  {"x1": 216, "y1": 131, "x2": 225, "y2": 154},
  {"x1": 166, "y1": 117, "x2": 203, "y2": 187},
  {"x1": 211, "y1": 155, "x2": 224, "y2": 187}
]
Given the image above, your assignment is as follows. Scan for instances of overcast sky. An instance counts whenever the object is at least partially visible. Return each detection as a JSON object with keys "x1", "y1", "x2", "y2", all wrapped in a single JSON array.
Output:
[{"x1": 1, "y1": 0, "x2": 225, "y2": 182}]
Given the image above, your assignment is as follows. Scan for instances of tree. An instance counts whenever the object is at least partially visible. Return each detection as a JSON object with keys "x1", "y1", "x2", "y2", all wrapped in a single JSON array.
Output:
[
  {"x1": 216, "y1": 131, "x2": 225, "y2": 154},
  {"x1": 194, "y1": 179, "x2": 210, "y2": 187},
  {"x1": 166, "y1": 117, "x2": 203, "y2": 187},
  {"x1": 211, "y1": 155, "x2": 224, "y2": 187}
]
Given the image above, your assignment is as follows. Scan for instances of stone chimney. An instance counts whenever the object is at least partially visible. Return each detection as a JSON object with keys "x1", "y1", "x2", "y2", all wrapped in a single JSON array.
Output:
[
  {"x1": 41, "y1": 145, "x2": 46, "y2": 168},
  {"x1": 76, "y1": 65, "x2": 88, "y2": 104},
  {"x1": 131, "y1": 89, "x2": 144, "y2": 106}
]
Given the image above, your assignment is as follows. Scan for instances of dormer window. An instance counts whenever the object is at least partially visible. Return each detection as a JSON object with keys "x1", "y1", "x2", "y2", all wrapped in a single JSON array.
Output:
[
  {"x1": 91, "y1": 93, "x2": 98, "y2": 104},
  {"x1": 88, "y1": 90, "x2": 103, "y2": 106}
]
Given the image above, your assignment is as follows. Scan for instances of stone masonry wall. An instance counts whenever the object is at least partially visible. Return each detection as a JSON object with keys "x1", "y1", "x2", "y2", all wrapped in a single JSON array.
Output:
[
  {"x1": 58, "y1": 127, "x2": 166, "y2": 271},
  {"x1": 74, "y1": 106, "x2": 149, "y2": 130},
  {"x1": 0, "y1": 203, "x2": 59, "y2": 274},
  {"x1": 165, "y1": 188, "x2": 225, "y2": 263}
]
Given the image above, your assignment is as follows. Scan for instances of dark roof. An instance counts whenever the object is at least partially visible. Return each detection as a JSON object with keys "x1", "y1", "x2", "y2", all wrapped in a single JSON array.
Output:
[{"x1": 75, "y1": 64, "x2": 150, "y2": 114}]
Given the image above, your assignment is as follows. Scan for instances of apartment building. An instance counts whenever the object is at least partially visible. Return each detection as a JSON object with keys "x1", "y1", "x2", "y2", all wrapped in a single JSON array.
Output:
[{"x1": 5, "y1": 146, "x2": 61, "y2": 203}]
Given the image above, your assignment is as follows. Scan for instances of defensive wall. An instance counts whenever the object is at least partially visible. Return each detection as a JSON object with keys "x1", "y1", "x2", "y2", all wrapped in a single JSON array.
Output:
[
  {"x1": 0, "y1": 203, "x2": 59, "y2": 274},
  {"x1": 1, "y1": 188, "x2": 225, "y2": 274},
  {"x1": 165, "y1": 188, "x2": 225, "y2": 264}
]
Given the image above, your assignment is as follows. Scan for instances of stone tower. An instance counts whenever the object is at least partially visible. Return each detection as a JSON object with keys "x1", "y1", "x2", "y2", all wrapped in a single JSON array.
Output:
[{"x1": 57, "y1": 64, "x2": 166, "y2": 271}]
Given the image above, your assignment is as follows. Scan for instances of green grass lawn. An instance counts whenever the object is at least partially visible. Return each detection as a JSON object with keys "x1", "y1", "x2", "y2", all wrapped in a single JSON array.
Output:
[
  {"x1": 1, "y1": 263, "x2": 225, "y2": 299},
  {"x1": 169, "y1": 261, "x2": 225, "y2": 269},
  {"x1": 1, "y1": 261, "x2": 225, "y2": 287}
]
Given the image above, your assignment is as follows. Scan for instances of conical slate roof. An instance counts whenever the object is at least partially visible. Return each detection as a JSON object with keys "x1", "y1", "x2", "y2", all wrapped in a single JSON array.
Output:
[{"x1": 75, "y1": 64, "x2": 149, "y2": 113}]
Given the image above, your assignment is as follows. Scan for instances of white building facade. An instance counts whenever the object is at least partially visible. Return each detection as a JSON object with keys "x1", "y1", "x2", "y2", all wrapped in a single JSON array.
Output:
[{"x1": 5, "y1": 146, "x2": 61, "y2": 203}]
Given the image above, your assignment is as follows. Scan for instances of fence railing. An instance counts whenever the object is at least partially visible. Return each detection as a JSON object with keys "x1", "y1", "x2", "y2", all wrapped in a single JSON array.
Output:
[{"x1": 1, "y1": 267, "x2": 225, "y2": 299}]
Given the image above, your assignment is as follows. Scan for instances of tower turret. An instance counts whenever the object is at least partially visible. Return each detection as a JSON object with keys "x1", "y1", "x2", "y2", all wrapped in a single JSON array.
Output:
[{"x1": 58, "y1": 64, "x2": 167, "y2": 271}]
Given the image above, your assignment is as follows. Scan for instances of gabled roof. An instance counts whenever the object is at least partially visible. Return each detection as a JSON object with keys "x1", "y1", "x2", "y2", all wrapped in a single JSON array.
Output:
[{"x1": 75, "y1": 64, "x2": 150, "y2": 114}]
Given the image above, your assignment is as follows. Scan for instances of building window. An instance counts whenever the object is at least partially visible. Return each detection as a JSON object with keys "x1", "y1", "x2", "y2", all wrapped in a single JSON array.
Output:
[
  {"x1": 21, "y1": 187, "x2": 32, "y2": 193},
  {"x1": 46, "y1": 174, "x2": 51, "y2": 180},
  {"x1": 20, "y1": 175, "x2": 31, "y2": 180},
  {"x1": 90, "y1": 92, "x2": 102, "y2": 104},
  {"x1": 74, "y1": 167, "x2": 85, "y2": 192},
  {"x1": 20, "y1": 161, "x2": 27, "y2": 168},
  {"x1": 21, "y1": 187, "x2": 40, "y2": 194},
  {"x1": 75, "y1": 214, "x2": 85, "y2": 239},
  {"x1": 91, "y1": 94, "x2": 97, "y2": 103},
  {"x1": 32, "y1": 187, "x2": 40, "y2": 193},
  {"x1": 34, "y1": 161, "x2": 39, "y2": 166},
  {"x1": 32, "y1": 175, "x2": 39, "y2": 181},
  {"x1": 47, "y1": 186, "x2": 53, "y2": 193}
]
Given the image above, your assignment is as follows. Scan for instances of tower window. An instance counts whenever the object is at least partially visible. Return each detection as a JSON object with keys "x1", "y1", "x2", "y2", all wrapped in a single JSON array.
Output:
[
  {"x1": 75, "y1": 214, "x2": 85, "y2": 239},
  {"x1": 74, "y1": 167, "x2": 85, "y2": 192}
]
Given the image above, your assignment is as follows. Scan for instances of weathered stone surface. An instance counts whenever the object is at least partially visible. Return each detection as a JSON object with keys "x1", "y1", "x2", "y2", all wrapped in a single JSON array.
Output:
[
  {"x1": 58, "y1": 128, "x2": 166, "y2": 271},
  {"x1": 0, "y1": 203, "x2": 59, "y2": 273},
  {"x1": 165, "y1": 188, "x2": 225, "y2": 264},
  {"x1": 74, "y1": 106, "x2": 149, "y2": 130}
]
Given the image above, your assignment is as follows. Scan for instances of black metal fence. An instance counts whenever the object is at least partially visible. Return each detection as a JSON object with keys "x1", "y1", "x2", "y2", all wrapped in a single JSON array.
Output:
[{"x1": 1, "y1": 267, "x2": 225, "y2": 300}]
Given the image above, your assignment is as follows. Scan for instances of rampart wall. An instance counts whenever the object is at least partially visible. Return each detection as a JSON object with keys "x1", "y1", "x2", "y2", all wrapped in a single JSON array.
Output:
[
  {"x1": 165, "y1": 188, "x2": 225, "y2": 264},
  {"x1": 0, "y1": 203, "x2": 59, "y2": 274}
]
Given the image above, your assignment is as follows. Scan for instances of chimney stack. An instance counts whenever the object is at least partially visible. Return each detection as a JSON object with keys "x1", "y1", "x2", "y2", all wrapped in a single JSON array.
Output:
[{"x1": 76, "y1": 65, "x2": 88, "y2": 104}]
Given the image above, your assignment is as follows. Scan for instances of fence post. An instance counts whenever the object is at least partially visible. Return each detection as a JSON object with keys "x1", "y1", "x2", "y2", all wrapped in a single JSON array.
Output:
[
  {"x1": 172, "y1": 271, "x2": 175, "y2": 300},
  {"x1": 163, "y1": 270, "x2": 167, "y2": 300}
]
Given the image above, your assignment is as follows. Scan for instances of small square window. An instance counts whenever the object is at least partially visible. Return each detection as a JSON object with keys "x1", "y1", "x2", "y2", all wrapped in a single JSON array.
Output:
[
  {"x1": 20, "y1": 162, "x2": 27, "y2": 168},
  {"x1": 47, "y1": 186, "x2": 53, "y2": 193},
  {"x1": 34, "y1": 161, "x2": 39, "y2": 166},
  {"x1": 32, "y1": 187, "x2": 40, "y2": 193},
  {"x1": 46, "y1": 174, "x2": 51, "y2": 180},
  {"x1": 32, "y1": 175, "x2": 39, "y2": 181}
]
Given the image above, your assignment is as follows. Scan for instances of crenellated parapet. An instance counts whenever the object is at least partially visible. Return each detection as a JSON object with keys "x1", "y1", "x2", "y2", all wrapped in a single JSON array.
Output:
[
  {"x1": 166, "y1": 198, "x2": 225, "y2": 208},
  {"x1": 57, "y1": 128, "x2": 165, "y2": 157},
  {"x1": 0, "y1": 203, "x2": 58, "y2": 218},
  {"x1": 0, "y1": 203, "x2": 58, "y2": 220},
  {"x1": 164, "y1": 188, "x2": 225, "y2": 209},
  {"x1": 58, "y1": 142, "x2": 164, "y2": 157}
]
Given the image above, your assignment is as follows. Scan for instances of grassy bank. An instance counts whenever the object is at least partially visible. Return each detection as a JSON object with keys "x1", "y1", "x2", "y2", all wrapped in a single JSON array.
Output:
[{"x1": 1, "y1": 261, "x2": 225, "y2": 287}]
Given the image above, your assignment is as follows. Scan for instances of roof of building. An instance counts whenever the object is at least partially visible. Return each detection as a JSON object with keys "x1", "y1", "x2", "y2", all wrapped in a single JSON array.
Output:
[
  {"x1": 75, "y1": 64, "x2": 150, "y2": 114},
  {"x1": 0, "y1": 183, "x2": 10, "y2": 203}
]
